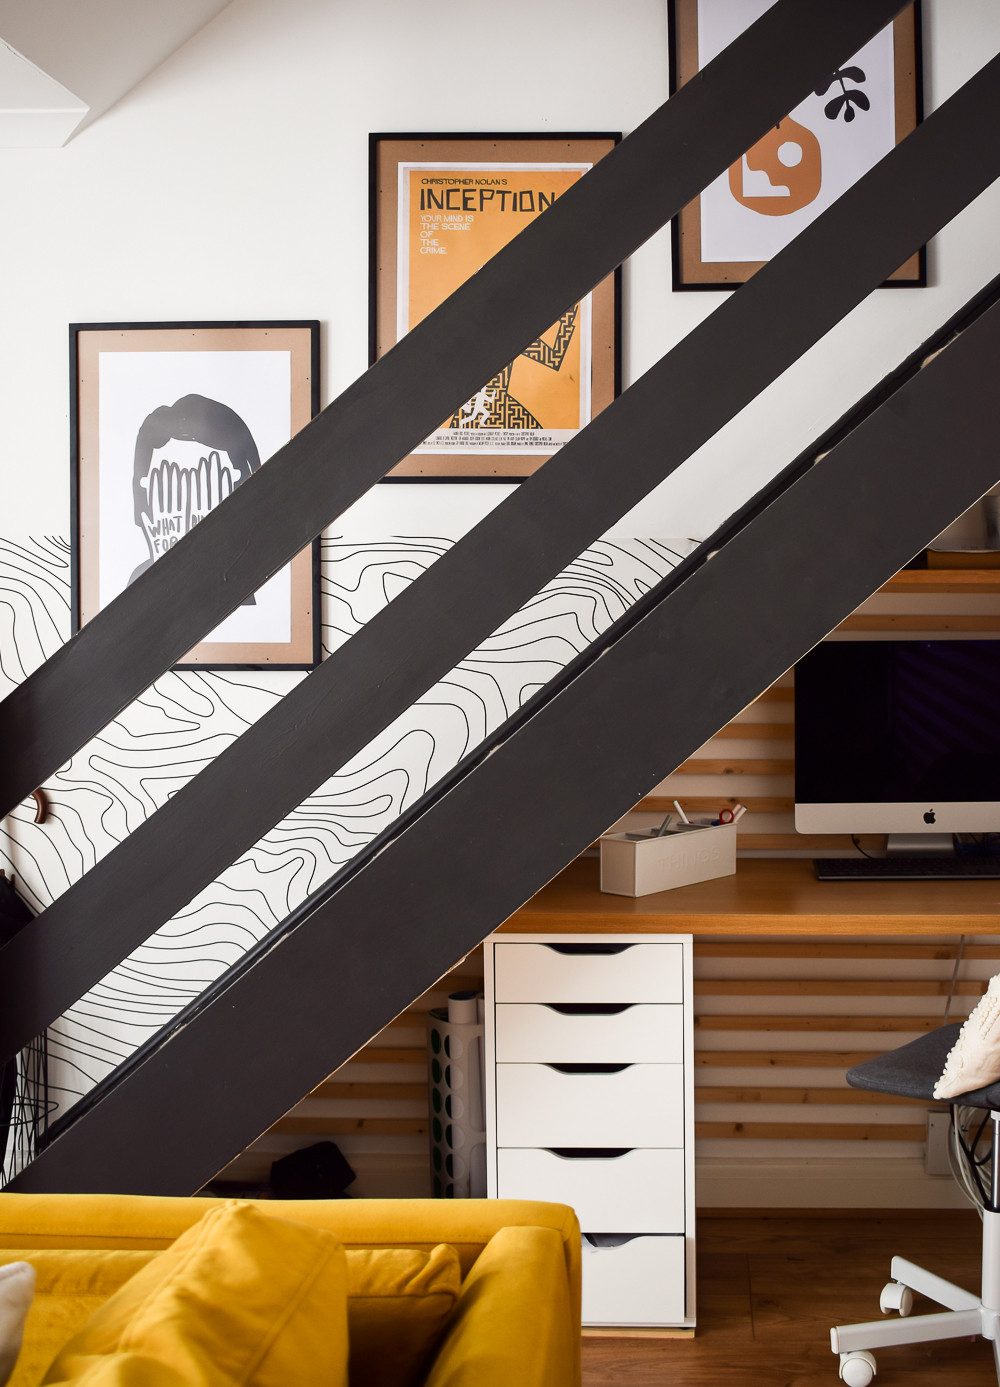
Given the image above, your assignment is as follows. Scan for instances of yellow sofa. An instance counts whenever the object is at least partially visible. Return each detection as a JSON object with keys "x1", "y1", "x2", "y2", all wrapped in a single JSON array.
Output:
[{"x1": 0, "y1": 1194, "x2": 581, "y2": 1386}]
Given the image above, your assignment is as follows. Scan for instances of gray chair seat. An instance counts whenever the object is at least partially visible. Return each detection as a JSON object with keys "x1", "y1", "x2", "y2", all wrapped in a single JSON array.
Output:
[{"x1": 846, "y1": 1021, "x2": 1000, "y2": 1109}]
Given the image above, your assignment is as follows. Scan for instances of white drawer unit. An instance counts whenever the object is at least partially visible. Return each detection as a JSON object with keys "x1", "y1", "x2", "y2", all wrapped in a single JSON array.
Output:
[
  {"x1": 581, "y1": 1235, "x2": 687, "y2": 1327},
  {"x1": 494, "y1": 1002, "x2": 683, "y2": 1064},
  {"x1": 485, "y1": 932, "x2": 695, "y2": 1330},
  {"x1": 493, "y1": 941, "x2": 683, "y2": 1004},
  {"x1": 496, "y1": 1147, "x2": 685, "y2": 1234},
  {"x1": 495, "y1": 1061, "x2": 684, "y2": 1149}
]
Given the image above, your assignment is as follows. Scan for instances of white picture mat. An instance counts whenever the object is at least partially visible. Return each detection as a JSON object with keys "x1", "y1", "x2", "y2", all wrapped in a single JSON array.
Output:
[
  {"x1": 97, "y1": 349, "x2": 292, "y2": 643},
  {"x1": 697, "y1": 0, "x2": 896, "y2": 263}
]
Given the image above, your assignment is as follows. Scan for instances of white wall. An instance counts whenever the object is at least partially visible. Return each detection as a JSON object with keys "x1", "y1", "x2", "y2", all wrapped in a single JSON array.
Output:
[
  {"x1": 2, "y1": 0, "x2": 1000, "y2": 1187},
  {"x1": 1, "y1": 0, "x2": 997, "y2": 539},
  {"x1": 0, "y1": 0, "x2": 233, "y2": 143}
]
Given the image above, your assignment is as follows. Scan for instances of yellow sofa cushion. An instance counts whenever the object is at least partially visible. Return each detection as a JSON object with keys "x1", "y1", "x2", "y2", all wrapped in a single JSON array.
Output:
[
  {"x1": 40, "y1": 1202, "x2": 348, "y2": 1387},
  {"x1": 1, "y1": 1251, "x2": 158, "y2": 1387},
  {"x1": 0, "y1": 1262, "x2": 35, "y2": 1387},
  {"x1": 4, "y1": 1234, "x2": 461, "y2": 1387},
  {"x1": 345, "y1": 1244, "x2": 460, "y2": 1387}
]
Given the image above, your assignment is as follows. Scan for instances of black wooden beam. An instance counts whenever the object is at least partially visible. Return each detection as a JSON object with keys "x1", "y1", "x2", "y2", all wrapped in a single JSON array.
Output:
[
  {"x1": 0, "y1": 0, "x2": 907, "y2": 819},
  {"x1": 13, "y1": 290, "x2": 1000, "y2": 1194},
  {"x1": 0, "y1": 42, "x2": 996, "y2": 1068}
]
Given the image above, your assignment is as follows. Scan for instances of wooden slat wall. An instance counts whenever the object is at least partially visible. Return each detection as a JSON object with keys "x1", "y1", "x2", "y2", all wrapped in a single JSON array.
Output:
[
  {"x1": 223, "y1": 931, "x2": 1000, "y2": 1191},
  {"x1": 214, "y1": 572, "x2": 1000, "y2": 1192},
  {"x1": 635, "y1": 569, "x2": 1000, "y2": 853},
  {"x1": 692, "y1": 936, "x2": 1000, "y2": 1155}
]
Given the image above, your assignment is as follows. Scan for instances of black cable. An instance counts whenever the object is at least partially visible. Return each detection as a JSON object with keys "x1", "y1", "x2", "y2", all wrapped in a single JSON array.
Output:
[
  {"x1": 955, "y1": 1108, "x2": 990, "y2": 1206},
  {"x1": 972, "y1": 1111, "x2": 992, "y2": 1163}
]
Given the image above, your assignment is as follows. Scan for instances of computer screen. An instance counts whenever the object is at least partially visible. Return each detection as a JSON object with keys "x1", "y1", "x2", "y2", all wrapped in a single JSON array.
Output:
[{"x1": 794, "y1": 639, "x2": 1000, "y2": 836}]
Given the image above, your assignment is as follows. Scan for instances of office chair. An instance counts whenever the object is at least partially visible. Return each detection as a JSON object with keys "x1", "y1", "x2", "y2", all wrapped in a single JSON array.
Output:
[{"x1": 831, "y1": 1022, "x2": 1000, "y2": 1385}]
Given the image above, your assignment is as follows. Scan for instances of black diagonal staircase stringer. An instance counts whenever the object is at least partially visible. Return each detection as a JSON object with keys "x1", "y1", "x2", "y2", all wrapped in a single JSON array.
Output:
[
  {"x1": 0, "y1": 0, "x2": 909, "y2": 820},
  {"x1": 0, "y1": 38, "x2": 998, "y2": 1070},
  {"x1": 13, "y1": 288, "x2": 1000, "y2": 1194}
]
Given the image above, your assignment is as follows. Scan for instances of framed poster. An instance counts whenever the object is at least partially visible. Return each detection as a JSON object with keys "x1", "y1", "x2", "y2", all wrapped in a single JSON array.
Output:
[
  {"x1": 370, "y1": 132, "x2": 620, "y2": 479},
  {"x1": 71, "y1": 320, "x2": 321, "y2": 668},
  {"x1": 668, "y1": 1, "x2": 924, "y2": 289}
]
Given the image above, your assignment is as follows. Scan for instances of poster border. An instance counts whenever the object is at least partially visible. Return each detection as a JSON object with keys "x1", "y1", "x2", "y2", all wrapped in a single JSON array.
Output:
[
  {"x1": 667, "y1": 1, "x2": 925, "y2": 290},
  {"x1": 69, "y1": 319, "x2": 321, "y2": 670},
  {"x1": 369, "y1": 132, "x2": 622, "y2": 481}
]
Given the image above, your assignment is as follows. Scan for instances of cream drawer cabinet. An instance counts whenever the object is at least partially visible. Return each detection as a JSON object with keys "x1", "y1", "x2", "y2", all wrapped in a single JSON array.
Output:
[{"x1": 484, "y1": 932, "x2": 695, "y2": 1329}]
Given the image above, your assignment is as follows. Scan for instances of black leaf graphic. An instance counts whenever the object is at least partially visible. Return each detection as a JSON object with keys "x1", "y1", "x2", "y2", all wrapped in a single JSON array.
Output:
[
  {"x1": 815, "y1": 65, "x2": 868, "y2": 96},
  {"x1": 825, "y1": 94, "x2": 847, "y2": 120},
  {"x1": 817, "y1": 65, "x2": 871, "y2": 122},
  {"x1": 824, "y1": 86, "x2": 871, "y2": 123}
]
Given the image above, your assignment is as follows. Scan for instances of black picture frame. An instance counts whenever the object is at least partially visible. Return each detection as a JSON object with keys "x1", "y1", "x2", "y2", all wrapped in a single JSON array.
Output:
[
  {"x1": 70, "y1": 319, "x2": 321, "y2": 669},
  {"x1": 668, "y1": 1, "x2": 925, "y2": 290},
  {"x1": 370, "y1": 132, "x2": 621, "y2": 480}
]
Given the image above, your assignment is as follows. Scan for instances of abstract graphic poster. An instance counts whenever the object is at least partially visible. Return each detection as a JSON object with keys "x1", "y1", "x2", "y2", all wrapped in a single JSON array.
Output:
[
  {"x1": 668, "y1": 1, "x2": 922, "y2": 287},
  {"x1": 399, "y1": 163, "x2": 591, "y2": 456}
]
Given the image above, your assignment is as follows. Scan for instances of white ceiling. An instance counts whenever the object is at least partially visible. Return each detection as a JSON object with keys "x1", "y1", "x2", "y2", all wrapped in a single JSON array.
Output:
[{"x1": 0, "y1": 0, "x2": 236, "y2": 145}]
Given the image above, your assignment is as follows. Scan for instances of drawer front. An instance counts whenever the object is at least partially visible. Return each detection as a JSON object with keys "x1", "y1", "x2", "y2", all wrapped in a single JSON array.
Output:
[
  {"x1": 492, "y1": 942, "x2": 683, "y2": 1004},
  {"x1": 582, "y1": 1234, "x2": 686, "y2": 1326},
  {"x1": 495, "y1": 1003, "x2": 683, "y2": 1063},
  {"x1": 496, "y1": 1147, "x2": 685, "y2": 1233},
  {"x1": 494, "y1": 1063, "x2": 684, "y2": 1148}
]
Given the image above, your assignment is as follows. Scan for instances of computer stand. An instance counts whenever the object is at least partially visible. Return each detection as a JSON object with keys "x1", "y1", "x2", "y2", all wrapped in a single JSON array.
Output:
[{"x1": 886, "y1": 832, "x2": 955, "y2": 856}]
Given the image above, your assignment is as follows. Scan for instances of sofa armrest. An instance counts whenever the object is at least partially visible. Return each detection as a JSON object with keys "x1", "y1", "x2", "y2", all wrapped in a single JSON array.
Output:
[{"x1": 424, "y1": 1226, "x2": 580, "y2": 1387}]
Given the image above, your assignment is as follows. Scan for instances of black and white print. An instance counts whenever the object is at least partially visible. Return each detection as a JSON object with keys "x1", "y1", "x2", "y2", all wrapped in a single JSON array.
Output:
[{"x1": 0, "y1": 528, "x2": 695, "y2": 1178}]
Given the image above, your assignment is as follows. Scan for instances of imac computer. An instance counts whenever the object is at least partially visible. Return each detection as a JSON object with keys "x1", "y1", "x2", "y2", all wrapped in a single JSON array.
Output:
[{"x1": 794, "y1": 639, "x2": 1000, "y2": 878}]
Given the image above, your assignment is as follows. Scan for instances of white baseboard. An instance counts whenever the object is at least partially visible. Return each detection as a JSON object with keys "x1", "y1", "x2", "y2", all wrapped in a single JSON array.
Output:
[{"x1": 696, "y1": 1156, "x2": 971, "y2": 1209}]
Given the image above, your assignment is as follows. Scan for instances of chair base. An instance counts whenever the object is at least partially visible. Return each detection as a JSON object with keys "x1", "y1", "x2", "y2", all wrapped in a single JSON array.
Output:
[{"x1": 830, "y1": 1212, "x2": 1000, "y2": 1384}]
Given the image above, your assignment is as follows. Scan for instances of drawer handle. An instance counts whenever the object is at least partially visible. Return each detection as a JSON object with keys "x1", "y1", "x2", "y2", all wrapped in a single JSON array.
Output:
[
  {"x1": 546, "y1": 1062, "x2": 631, "y2": 1075},
  {"x1": 583, "y1": 1234, "x2": 643, "y2": 1249},
  {"x1": 546, "y1": 943, "x2": 631, "y2": 956},
  {"x1": 546, "y1": 1003, "x2": 632, "y2": 1016},
  {"x1": 546, "y1": 1148, "x2": 633, "y2": 1160}
]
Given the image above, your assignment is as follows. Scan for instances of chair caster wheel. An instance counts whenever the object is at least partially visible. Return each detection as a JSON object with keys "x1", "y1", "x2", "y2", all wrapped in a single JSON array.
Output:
[
  {"x1": 879, "y1": 1280, "x2": 913, "y2": 1316},
  {"x1": 839, "y1": 1350, "x2": 877, "y2": 1386}
]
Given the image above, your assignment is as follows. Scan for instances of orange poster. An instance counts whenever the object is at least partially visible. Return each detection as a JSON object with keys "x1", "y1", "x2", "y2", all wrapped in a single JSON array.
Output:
[{"x1": 398, "y1": 162, "x2": 593, "y2": 455}]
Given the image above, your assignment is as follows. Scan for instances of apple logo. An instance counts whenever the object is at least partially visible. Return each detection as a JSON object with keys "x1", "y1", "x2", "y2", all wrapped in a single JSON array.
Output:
[{"x1": 924, "y1": 809, "x2": 936, "y2": 825}]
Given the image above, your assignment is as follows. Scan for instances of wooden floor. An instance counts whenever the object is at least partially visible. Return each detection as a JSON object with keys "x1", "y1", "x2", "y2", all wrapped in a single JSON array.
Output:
[{"x1": 582, "y1": 1211, "x2": 996, "y2": 1386}]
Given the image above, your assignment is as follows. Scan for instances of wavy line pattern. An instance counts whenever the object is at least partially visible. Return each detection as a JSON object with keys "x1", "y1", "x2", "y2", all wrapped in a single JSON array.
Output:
[
  {"x1": 0, "y1": 537, "x2": 71, "y2": 1182},
  {"x1": 0, "y1": 528, "x2": 695, "y2": 1176}
]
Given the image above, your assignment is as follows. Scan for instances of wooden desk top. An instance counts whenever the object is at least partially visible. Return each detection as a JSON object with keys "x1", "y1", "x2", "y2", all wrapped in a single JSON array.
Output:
[{"x1": 501, "y1": 857, "x2": 1000, "y2": 936}]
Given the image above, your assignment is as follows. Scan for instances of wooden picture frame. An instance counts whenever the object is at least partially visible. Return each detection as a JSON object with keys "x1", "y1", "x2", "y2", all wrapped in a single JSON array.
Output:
[
  {"x1": 370, "y1": 132, "x2": 621, "y2": 479},
  {"x1": 668, "y1": 1, "x2": 924, "y2": 289},
  {"x1": 71, "y1": 320, "x2": 321, "y2": 669}
]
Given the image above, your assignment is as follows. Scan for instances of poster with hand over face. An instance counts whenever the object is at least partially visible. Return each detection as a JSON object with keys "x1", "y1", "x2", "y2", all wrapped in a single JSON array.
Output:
[
  {"x1": 72, "y1": 322, "x2": 319, "y2": 667},
  {"x1": 371, "y1": 134, "x2": 620, "y2": 478}
]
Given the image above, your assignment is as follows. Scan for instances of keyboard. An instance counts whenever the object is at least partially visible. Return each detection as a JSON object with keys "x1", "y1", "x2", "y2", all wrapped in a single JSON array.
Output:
[{"x1": 815, "y1": 855, "x2": 1000, "y2": 881}]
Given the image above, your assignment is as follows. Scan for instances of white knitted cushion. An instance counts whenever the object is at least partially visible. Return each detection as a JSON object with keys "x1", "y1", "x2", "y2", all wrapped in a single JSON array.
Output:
[
  {"x1": 0, "y1": 1262, "x2": 34, "y2": 1387},
  {"x1": 934, "y1": 974, "x2": 1000, "y2": 1100}
]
